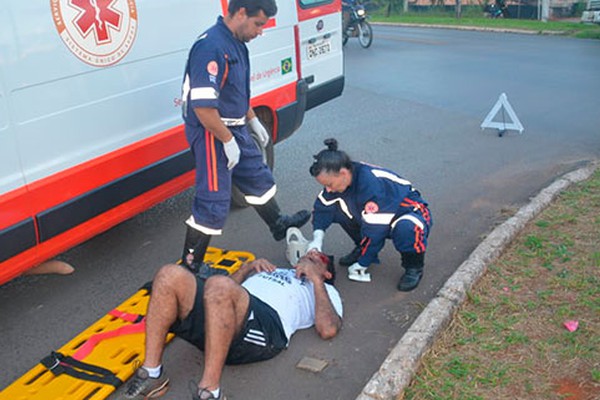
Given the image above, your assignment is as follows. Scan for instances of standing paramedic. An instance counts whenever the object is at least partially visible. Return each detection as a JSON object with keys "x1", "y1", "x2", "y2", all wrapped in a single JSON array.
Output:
[
  {"x1": 180, "y1": 0, "x2": 310, "y2": 271},
  {"x1": 121, "y1": 252, "x2": 343, "y2": 400},
  {"x1": 306, "y1": 139, "x2": 433, "y2": 291}
]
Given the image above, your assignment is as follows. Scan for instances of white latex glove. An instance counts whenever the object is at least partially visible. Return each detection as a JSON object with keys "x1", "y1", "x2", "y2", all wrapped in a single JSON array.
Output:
[
  {"x1": 223, "y1": 137, "x2": 240, "y2": 170},
  {"x1": 306, "y1": 229, "x2": 325, "y2": 252},
  {"x1": 348, "y1": 262, "x2": 371, "y2": 282},
  {"x1": 248, "y1": 117, "x2": 270, "y2": 148}
]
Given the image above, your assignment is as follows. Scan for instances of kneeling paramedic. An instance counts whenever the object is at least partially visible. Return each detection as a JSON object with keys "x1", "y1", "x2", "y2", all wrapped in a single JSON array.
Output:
[{"x1": 306, "y1": 138, "x2": 433, "y2": 291}]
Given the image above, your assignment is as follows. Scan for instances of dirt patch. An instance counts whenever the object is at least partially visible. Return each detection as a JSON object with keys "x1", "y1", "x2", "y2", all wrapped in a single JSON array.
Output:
[{"x1": 554, "y1": 377, "x2": 598, "y2": 400}]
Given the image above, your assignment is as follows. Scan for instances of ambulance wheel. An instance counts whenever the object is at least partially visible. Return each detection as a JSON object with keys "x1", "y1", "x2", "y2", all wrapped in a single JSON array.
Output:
[{"x1": 231, "y1": 132, "x2": 274, "y2": 209}]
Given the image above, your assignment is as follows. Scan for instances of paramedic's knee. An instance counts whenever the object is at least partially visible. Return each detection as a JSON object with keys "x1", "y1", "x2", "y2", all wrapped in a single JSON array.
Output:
[{"x1": 392, "y1": 218, "x2": 427, "y2": 253}]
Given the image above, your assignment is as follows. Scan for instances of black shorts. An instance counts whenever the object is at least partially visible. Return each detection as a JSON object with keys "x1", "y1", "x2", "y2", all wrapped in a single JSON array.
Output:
[{"x1": 169, "y1": 275, "x2": 288, "y2": 365}]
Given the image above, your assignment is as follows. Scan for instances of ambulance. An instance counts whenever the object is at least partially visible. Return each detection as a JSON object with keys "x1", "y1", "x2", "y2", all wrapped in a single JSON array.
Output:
[{"x1": 0, "y1": 0, "x2": 345, "y2": 284}]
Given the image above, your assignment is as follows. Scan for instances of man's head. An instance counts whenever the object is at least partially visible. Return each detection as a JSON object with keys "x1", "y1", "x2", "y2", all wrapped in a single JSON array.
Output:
[
  {"x1": 297, "y1": 251, "x2": 336, "y2": 285},
  {"x1": 226, "y1": 0, "x2": 278, "y2": 42},
  {"x1": 228, "y1": 0, "x2": 277, "y2": 18}
]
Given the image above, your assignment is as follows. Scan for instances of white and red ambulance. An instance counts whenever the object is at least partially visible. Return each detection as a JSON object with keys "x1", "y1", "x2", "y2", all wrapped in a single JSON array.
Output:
[{"x1": 0, "y1": 0, "x2": 344, "y2": 284}]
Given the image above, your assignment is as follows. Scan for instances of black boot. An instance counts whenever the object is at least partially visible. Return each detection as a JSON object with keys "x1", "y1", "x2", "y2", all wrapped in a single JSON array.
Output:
[
  {"x1": 254, "y1": 199, "x2": 311, "y2": 241},
  {"x1": 181, "y1": 225, "x2": 211, "y2": 273},
  {"x1": 339, "y1": 245, "x2": 362, "y2": 266},
  {"x1": 339, "y1": 241, "x2": 379, "y2": 266},
  {"x1": 397, "y1": 252, "x2": 425, "y2": 292}
]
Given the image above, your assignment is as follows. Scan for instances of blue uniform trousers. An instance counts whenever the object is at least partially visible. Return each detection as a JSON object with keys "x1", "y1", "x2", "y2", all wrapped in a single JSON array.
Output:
[{"x1": 186, "y1": 125, "x2": 275, "y2": 231}]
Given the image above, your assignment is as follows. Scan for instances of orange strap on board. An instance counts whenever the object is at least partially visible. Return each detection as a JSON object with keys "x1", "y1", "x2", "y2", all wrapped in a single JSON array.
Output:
[{"x1": 72, "y1": 313, "x2": 146, "y2": 361}]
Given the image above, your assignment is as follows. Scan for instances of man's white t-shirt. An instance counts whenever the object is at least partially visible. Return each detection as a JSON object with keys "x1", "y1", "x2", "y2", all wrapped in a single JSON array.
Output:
[{"x1": 242, "y1": 268, "x2": 343, "y2": 341}]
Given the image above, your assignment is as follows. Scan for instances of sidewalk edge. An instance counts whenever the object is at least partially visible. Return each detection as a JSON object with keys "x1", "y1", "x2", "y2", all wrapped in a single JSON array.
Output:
[
  {"x1": 371, "y1": 21, "x2": 568, "y2": 36},
  {"x1": 355, "y1": 161, "x2": 599, "y2": 400}
]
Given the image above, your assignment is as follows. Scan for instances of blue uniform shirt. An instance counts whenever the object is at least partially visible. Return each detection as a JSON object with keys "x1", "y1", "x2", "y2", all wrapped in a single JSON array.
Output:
[{"x1": 182, "y1": 16, "x2": 250, "y2": 126}]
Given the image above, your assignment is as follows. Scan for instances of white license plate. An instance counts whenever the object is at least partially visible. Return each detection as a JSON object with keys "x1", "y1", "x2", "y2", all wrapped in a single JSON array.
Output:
[{"x1": 307, "y1": 40, "x2": 331, "y2": 60}]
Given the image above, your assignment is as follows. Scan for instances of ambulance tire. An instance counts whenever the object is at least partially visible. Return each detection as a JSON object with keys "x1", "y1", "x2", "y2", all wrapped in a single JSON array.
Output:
[{"x1": 231, "y1": 134, "x2": 274, "y2": 208}]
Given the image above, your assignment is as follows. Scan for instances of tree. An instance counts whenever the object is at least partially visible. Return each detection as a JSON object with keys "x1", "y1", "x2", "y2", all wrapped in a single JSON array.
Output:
[{"x1": 383, "y1": 0, "x2": 404, "y2": 16}]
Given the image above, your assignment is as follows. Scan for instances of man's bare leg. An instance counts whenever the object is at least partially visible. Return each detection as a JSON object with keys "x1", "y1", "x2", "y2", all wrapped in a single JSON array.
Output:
[
  {"x1": 198, "y1": 275, "x2": 250, "y2": 391},
  {"x1": 144, "y1": 264, "x2": 197, "y2": 368}
]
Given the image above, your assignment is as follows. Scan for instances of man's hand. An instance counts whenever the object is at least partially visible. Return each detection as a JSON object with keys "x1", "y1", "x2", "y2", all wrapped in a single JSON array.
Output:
[
  {"x1": 294, "y1": 252, "x2": 332, "y2": 284},
  {"x1": 231, "y1": 258, "x2": 276, "y2": 284},
  {"x1": 246, "y1": 258, "x2": 277, "y2": 274},
  {"x1": 248, "y1": 117, "x2": 270, "y2": 148},
  {"x1": 223, "y1": 137, "x2": 240, "y2": 169}
]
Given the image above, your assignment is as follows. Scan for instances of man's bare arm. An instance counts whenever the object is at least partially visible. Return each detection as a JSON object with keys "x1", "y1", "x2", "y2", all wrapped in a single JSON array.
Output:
[
  {"x1": 312, "y1": 281, "x2": 342, "y2": 339},
  {"x1": 295, "y1": 257, "x2": 342, "y2": 339},
  {"x1": 245, "y1": 107, "x2": 256, "y2": 121}
]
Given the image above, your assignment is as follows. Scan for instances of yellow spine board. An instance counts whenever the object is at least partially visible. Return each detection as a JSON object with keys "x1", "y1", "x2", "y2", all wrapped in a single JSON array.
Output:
[{"x1": 0, "y1": 247, "x2": 254, "y2": 400}]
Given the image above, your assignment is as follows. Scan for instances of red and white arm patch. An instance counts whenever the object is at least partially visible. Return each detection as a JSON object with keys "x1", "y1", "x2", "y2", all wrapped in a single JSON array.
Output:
[
  {"x1": 364, "y1": 201, "x2": 379, "y2": 214},
  {"x1": 207, "y1": 60, "x2": 218, "y2": 76}
]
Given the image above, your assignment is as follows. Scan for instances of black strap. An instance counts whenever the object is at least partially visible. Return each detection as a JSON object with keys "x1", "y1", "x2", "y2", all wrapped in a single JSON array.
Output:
[{"x1": 40, "y1": 351, "x2": 122, "y2": 387}]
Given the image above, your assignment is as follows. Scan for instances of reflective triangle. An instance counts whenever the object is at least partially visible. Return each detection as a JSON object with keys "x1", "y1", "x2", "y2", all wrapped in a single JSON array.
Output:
[{"x1": 481, "y1": 93, "x2": 524, "y2": 133}]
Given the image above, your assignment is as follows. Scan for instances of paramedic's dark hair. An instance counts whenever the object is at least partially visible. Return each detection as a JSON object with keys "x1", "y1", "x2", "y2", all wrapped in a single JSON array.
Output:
[
  {"x1": 229, "y1": 0, "x2": 278, "y2": 18},
  {"x1": 309, "y1": 138, "x2": 353, "y2": 177}
]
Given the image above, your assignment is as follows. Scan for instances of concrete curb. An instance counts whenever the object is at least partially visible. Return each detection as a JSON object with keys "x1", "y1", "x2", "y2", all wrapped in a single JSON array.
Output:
[
  {"x1": 356, "y1": 161, "x2": 599, "y2": 400},
  {"x1": 371, "y1": 21, "x2": 568, "y2": 36}
]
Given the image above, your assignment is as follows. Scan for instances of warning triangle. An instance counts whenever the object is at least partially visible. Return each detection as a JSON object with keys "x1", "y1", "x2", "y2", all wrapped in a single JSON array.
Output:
[{"x1": 481, "y1": 93, "x2": 524, "y2": 134}]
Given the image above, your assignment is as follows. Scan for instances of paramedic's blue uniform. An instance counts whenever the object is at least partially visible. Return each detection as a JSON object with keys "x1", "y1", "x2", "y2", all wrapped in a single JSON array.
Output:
[
  {"x1": 312, "y1": 162, "x2": 432, "y2": 267},
  {"x1": 182, "y1": 17, "x2": 275, "y2": 234}
]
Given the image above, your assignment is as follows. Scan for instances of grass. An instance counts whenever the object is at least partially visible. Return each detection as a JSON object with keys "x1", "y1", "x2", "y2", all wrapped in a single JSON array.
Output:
[
  {"x1": 369, "y1": 9, "x2": 600, "y2": 39},
  {"x1": 403, "y1": 167, "x2": 600, "y2": 399}
]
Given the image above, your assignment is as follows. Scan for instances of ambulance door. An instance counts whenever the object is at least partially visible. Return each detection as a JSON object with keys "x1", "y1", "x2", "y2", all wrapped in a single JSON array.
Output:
[
  {"x1": 296, "y1": 0, "x2": 344, "y2": 110},
  {"x1": 0, "y1": 8, "x2": 37, "y2": 270},
  {"x1": 247, "y1": 0, "x2": 300, "y2": 143},
  {"x1": 247, "y1": 1, "x2": 298, "y2": 100}
]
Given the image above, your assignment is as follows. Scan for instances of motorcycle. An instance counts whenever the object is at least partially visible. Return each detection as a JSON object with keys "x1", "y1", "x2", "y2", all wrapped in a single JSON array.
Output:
[
  {"x1": 484, "y1": 0, "x2": 509, "y2": 18},
  {"x1": 342, "y1": 1, "x2": 373, "y2": 48}
]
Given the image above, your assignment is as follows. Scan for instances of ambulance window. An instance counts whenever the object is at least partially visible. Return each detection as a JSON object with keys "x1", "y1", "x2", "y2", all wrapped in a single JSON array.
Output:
[{"x1": 298, "y1": 0, "x2": 334, "y2": 7}]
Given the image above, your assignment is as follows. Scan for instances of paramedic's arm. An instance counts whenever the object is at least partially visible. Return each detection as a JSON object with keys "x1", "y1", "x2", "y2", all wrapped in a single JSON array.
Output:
[
  {"x1": 194, "y1": 107, "x2": 233, "y2": 143},
  {"x1": 246, "y1": 108, "x2": 257, "y2": 121},
  {"x1": 295, "y1": 259, "x2": 342, "y2": 339},
  {"x1": 230, "y1": 258, "x2": 276, "y2": 285}
]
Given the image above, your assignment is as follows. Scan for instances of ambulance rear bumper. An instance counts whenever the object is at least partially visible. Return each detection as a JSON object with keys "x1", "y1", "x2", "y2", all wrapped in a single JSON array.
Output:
[{"x1": 274, "y1": 79, "x2": 309, "y2": 143}]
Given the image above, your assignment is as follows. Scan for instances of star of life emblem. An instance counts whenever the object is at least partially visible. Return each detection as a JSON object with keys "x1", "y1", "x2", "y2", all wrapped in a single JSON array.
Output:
[{"x1": 50, "y1": 0, "x2": 138, "y2": 67}]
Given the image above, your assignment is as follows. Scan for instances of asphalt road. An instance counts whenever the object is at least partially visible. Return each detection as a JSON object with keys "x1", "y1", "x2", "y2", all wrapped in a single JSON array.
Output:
[{"x1": 1, "y1": 26, "x2": 599, "y2": 400}]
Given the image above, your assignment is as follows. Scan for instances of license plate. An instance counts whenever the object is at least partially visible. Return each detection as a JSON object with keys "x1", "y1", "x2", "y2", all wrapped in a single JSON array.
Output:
[{"x1": 307, "y1": 40, "x2": 331, "y2": 60}]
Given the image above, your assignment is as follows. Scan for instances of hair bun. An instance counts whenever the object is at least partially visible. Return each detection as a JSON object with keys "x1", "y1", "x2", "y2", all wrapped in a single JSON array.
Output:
[{"x1": 324, "y1": 138, "x2": 338, "y2": 152}]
